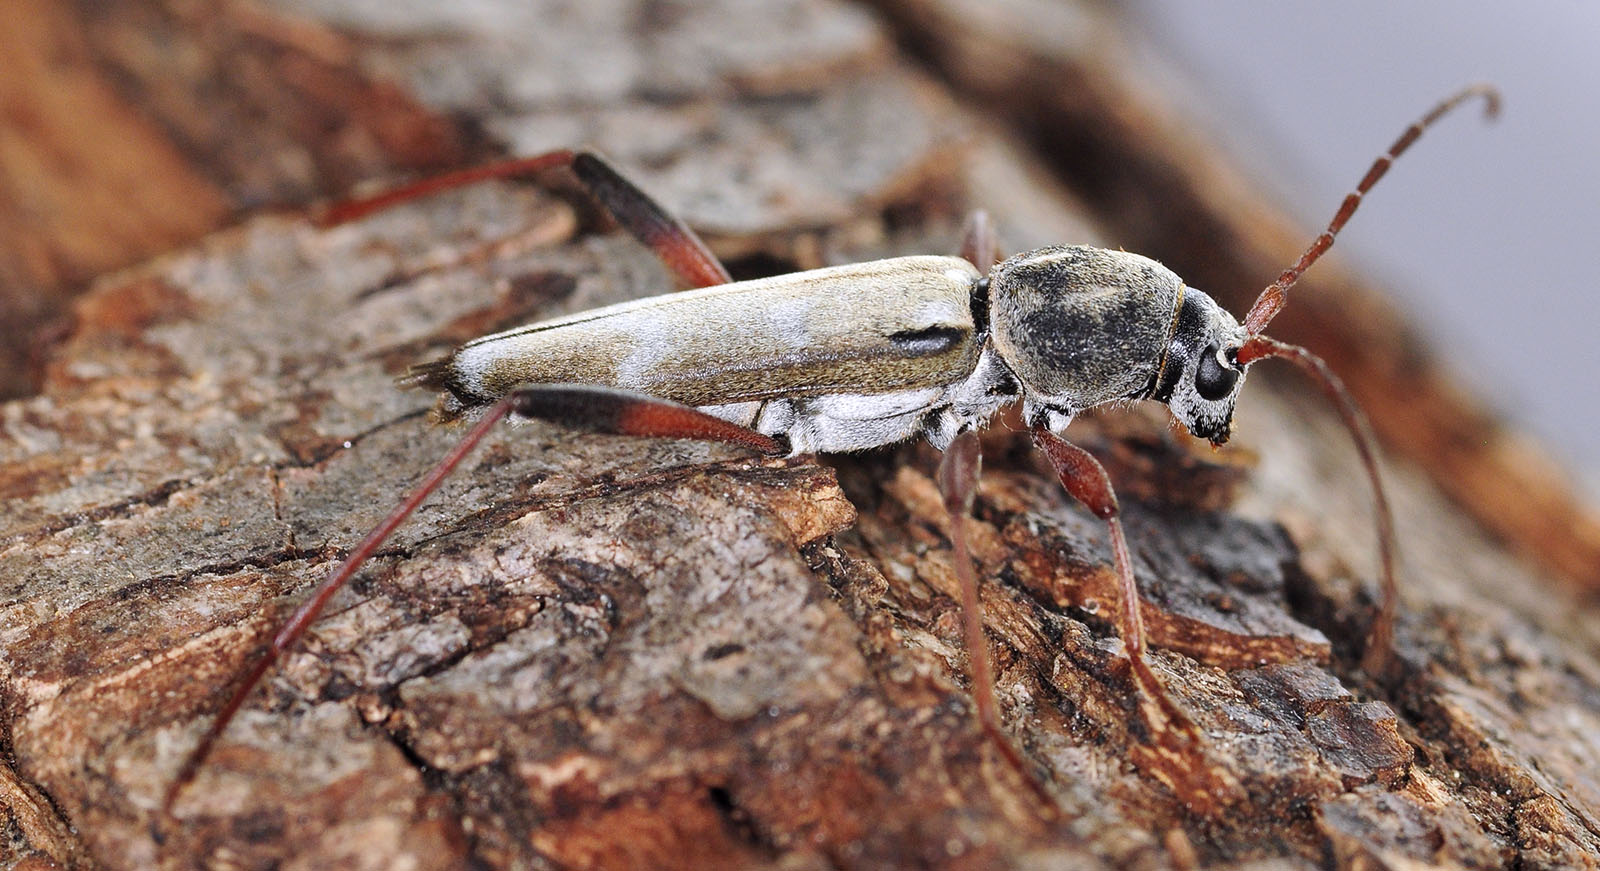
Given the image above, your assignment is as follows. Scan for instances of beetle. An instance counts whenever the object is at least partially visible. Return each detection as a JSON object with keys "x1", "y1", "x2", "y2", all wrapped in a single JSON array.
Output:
[{"x1": 161, "y1": 85, "x2": 1500, "y2": 815}]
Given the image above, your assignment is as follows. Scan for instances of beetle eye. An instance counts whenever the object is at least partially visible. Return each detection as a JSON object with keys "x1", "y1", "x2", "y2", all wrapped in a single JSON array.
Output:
[{"x1": 1194, "y1": 344, "x2": 1239, "y2": 401}]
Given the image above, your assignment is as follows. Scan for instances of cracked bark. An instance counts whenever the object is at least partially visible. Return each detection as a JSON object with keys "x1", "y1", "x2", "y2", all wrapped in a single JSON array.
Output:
[{"x1": 2, "y1": 2, "x2": 1598, "y2": 870}]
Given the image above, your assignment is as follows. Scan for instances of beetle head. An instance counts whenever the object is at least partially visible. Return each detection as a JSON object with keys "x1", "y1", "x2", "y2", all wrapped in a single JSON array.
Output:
[{"x1": 1150, "y1": 288, "x2": 1250, "y2": 445}]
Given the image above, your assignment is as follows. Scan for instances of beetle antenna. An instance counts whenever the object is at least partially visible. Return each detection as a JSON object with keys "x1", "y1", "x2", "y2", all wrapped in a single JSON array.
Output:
[
  {"x1": 160, "y1": 394, "x2": 521, "y2": 819},
  {"x1": 1242, "y1": 84, "x2": 1500, "y2": 335},
  {"x1": 1235, "y1": 335, "x2": 1398, "y2": 676}
]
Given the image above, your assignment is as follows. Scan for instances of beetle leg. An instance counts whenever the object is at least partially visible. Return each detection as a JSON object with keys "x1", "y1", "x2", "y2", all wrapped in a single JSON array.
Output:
[
  {"x1": 318, "y1": 149, "x2": 732, "y2": 289},
  {"x1": 1030, "y1": 427, "x2": 1240, "y2": 810},
  {"x1": 935, "y1": 431, "x2": 1000, "y2": 732},
  {"x1": 937, "y1": 430, "x2": 1060, "y2": 813},
  {"x1": 1030, "y1": 430, "x2": 1149, "y2": 665},
  {"x1": 162, "y1": 385, "x2": 777, "y2": 822},
  {"x1": 565, "y1": 153, "x2": 732, "y2": 289},
  {"x1": 958, "y1": 209, "x2": 1003, "y2": 272},
  {"x1": 316, "y1": 151, "x2": 576, "y2": 226},
  {"x1": 162, "y1": 393, "x2": 522, "y2": 820},
  {"x1": 506, "y1": 383, "x2": 783, "y2": 456}
]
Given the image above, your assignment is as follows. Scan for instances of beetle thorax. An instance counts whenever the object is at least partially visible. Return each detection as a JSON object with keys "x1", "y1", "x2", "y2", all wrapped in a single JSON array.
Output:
[
  {"x1": 988, "y1": 246, "x2": 1184, "y2": 413},
  {"x1": 985, "y1": 245, "x2": 1249, "y2": 444}
]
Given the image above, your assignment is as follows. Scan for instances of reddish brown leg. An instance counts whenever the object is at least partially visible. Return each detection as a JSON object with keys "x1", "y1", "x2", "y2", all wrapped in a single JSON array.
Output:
[
  {"x1": 508, "y1": 383, "x2": 782, "y2": 456},
  {"x1": 937, "y1": 430, "x2": 1058, "y2": 814},
  {"x1": 959, "y1": 209, "x2": 1002, "y2": 272},
  {"x1": 319, "y1": 149, "x2": 732, "y2": 290},
  {"x1": 1031, "y1": 431, "x2": 1158, "y2": 707},
  {"x1": 317, "y1": 151, "x2": 577, "y2": 226},
  {"x1": 936, "y1": 432, "x2": 1001, "y2": 733},
  {"x1": 1031, "y1": 427, "x2": 1238, "y2": 810},
  {"x1": 162, "y1": 386, "x2": 779, "y2": 820}
]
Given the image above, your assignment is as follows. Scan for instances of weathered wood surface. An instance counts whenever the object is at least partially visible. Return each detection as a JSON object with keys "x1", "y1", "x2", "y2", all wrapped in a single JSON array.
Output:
[
  {"x1": 0, "y1": 0, "x2": 466, "y2": 401},
  {"x1": 2, "y1": 1, "x2": 1599, "y2": 870}
]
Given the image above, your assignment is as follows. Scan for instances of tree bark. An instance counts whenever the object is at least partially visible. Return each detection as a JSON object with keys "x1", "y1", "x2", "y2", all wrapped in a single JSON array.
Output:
[
  {"x1": 2, "y1": 2, "x2": 1598, "y2": 870},
  {"x1": 0, "y1": 0, "x2": 466, "y2": 401}
]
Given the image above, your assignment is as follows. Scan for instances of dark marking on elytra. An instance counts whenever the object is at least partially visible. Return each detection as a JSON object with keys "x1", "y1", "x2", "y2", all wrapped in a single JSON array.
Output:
[
  {"x1": 703, "y1": 642, "x2": 746, "y2": 660},
  {"x1": 888, "y1": 325, "x2": 965, "y2": 356}
]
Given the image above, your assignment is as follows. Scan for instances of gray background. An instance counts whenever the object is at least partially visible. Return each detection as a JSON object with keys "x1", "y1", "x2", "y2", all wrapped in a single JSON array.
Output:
[{"x1": 1126, "y1": 1, "x2": 1600, "y2": 503}]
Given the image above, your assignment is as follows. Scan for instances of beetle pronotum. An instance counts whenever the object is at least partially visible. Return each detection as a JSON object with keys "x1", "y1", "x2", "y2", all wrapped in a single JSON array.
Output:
[{"x1": 161, "y1": 85, "x2": 1500, "y2": 816}]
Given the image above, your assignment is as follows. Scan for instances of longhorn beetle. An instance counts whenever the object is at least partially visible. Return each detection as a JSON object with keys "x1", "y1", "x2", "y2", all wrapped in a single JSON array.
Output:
[{"x1": 162, "y1": 85, "x2": 1500, "y2": 815}]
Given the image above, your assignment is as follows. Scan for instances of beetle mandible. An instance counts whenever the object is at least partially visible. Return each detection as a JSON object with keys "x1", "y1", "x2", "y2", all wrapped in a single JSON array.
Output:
[{"x1": 162, "y1": 85, "x2": 1500, "y2": 815}]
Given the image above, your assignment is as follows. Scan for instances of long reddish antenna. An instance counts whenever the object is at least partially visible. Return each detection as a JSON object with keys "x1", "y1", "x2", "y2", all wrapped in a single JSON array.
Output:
[
  {"x1": 1242, "y1": 84, "x2": 1500, "y2": 335},
  {"x1": 1236, "y1": 336, "x2": 1398, "y2": 676}
]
